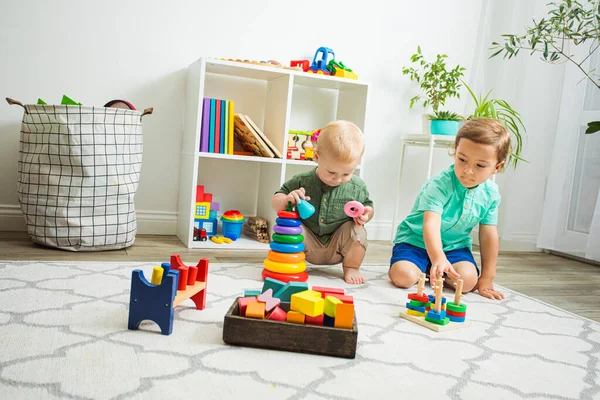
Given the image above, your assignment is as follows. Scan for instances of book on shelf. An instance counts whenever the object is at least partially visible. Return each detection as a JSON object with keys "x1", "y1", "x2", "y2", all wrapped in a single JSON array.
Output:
[{"x1": 199, "y1": 97, "x2": 235, "y2": 155}]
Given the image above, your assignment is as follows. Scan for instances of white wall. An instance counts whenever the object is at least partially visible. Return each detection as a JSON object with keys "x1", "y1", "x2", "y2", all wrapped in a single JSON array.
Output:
[{"x1": 0, "y1": 0, "x2": 561, "y2": 249}]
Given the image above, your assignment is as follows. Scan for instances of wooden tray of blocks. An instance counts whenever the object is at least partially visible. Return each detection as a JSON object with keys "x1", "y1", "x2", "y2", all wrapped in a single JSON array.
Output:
[{"x1": 222, "y1": 280, "x2": 358, "y2": 359}]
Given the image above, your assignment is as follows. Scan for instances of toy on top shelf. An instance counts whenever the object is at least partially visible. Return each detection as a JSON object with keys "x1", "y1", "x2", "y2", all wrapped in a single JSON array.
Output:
[
  {"x1": 307, "y1": 47, "x2": 335, "y2": 75},
  {"x1": 263, "y1": 202, "x2": 308, "y2": 282},
  {"x1": 128, "y1": 254, "x2": 209, "y2": 335},
  {"x1": 399, "y1": 274, "x2": 471, "y2": 332},
  {"x1": 344, "y1": 201, "x2": 365, "y2": 218},
  {"x1": 290, "y1": 59, "x2": 310, "y2": 72},
  {"x1": 222, "y1": 279, "x2": 357, "y2": 358},
  {"x1": 327, "y1": 59, "x2": 358, "y2": 80}
]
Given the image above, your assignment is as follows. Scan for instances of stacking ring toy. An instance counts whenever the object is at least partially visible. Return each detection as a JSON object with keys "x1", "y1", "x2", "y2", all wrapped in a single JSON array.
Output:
[
  {"x1": 276, "y1": 218, "x2": 302, "y2": 227},
  {"x1": 262, "y1": 268, "x2": 309, "y2": 283},
  {"x1": 344, "y1": 201, "x2": 365, "y2": 218},
  {"x1": 446, "y1": 302, "x2": 467, "y2": 313},
  {"x1": 273, "y1": 225, "x2": 302, "y2": 235},
  {"x1": 264, "y1": 258, "x2": 306, "y2": 273},
  {"x1": 272, "y1": 233, "x2": 304, "y2": 244},
  {"x1": 267, "y1": 250, "x2": 305, "y2": 263},
  {"x1": 277, "y1": 210, "x2": 299, "y2": 219},
  {"x1": 270, "y1": 242, "x2": 305, "y2": 253}
]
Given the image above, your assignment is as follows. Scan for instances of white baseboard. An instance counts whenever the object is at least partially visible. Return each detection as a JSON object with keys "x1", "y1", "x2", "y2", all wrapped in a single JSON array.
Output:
[{"x1": 0, "y1": 204, "x2": 178, "y2": 235}]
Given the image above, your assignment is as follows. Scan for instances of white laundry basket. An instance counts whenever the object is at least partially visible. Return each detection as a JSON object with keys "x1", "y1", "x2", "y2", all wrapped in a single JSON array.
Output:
[{"x1": 6, "y1": 98, "x2": 153, "y2": 251}]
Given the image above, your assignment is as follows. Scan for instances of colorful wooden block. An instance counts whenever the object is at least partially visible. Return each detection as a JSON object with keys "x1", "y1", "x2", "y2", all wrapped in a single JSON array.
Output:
[
  {"x1": 257, "y1": 288, "x2": 281, "y2": 312},
  {"x1": 305, "y1": 313, "x2": 324, "y2": 326},
  {"x1": 324, "y1": 296, "x2": 343, "y2": 317},
  {"x1": 286, "y1": 310, "x2": 305, "y2": 324},
  {"x1": 244, "y1": 289, "x2": 261, "y2": 297},
  {"x1": 323, "y1": 315, "x2": 335, "y2": 327},
  {"x1": 313, "y1": 286, "x2": 345, "y2": 298},
  {"x1": 334, "y1": 303, "x2": 354, "y2": 329},
  {"x1": 245, "y1": 301, "x2": 266, "y2": 319},
  {"x1": 237, "y1": 296, "x2": 256, "y2": 316},
  {"x1": 262, "y1": 277, "x2": 286, "y2": 295},
  {"x1": 447, "y1": 302, "x2": 467, "y2": 313},
  {"x1": 324, "y1": 293, "x2": 354, "y2": 304},
  {"x1": 425, "y1": 316, "x2": 450, "y2": 326},
  {"x1": 274, "y1": 281, "x2": 309, "y2": 302},
  {"x1": 407, "y1": 309, "x2": 425, "y2": 316},
  {"x1": 266, "y1": 306, "x2": 287, "y2": 321},
  {"x1": 426, "y1": 309, "x2": 447, "y2": 320},
  {"x1": 291, "y1": 290, "x2": 324, "y2": 317},
  {"x1": 406, "y1": 302, "x2": 426, "y2": 313},
  {"x1": 448, "y1": 315, "x2": 466, "y2": 323},
  {"x1": 408, "y1": 293, "x2": 429, "y2": 303}
]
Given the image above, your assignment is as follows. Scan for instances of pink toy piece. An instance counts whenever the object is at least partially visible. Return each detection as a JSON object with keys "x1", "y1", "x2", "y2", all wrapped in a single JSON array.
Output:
[
  {"x1": 257, "y1": 288, "x2": 281, "y2": 312},
  {"x1": 273, "y1": 225, "x2": 303, "y2": 235},
  {"x1": 344, "y1": 201, "x2": 365, "y2": 218}
]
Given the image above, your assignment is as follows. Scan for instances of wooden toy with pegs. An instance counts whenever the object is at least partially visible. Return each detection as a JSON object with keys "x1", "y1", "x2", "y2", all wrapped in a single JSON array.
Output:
[
  {"x1": 128, "y1": 254, "x2": 209, "y2": 335},
  {"x1": 399, "y1": 273, "x2": 471, "y2": 332}
]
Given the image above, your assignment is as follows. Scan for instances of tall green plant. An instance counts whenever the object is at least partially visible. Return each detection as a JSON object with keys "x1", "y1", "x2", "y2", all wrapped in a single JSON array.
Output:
[
  {"x1": 489, "y1": 0, "x2": 600, "y2": 133},
  {"x1": 464, "y1": 82, "x2": 527, "y2": 169},
  {"x1": 402, "y1": 46, "x2": 466, "y2": 113}
]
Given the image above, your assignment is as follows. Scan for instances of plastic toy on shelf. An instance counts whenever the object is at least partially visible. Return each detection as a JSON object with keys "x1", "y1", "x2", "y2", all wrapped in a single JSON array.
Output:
[{"x1": 307, "y1": 47, "x2": 335, "y2": 75}]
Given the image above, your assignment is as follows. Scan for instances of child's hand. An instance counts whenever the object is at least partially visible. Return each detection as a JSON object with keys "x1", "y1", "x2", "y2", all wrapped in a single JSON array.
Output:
[
  {"x1": 476, "y1": 277, "x2": 504, "y2": 300},
  {"x1": 429, "y1": 258, "x2": 460, "y2": 284},
  {"x1": 353, "y1": 205, "x2": 372, "y2": 226},
  {"x1": 286, "y1": 188, "x2": 310, "y2": 205}
]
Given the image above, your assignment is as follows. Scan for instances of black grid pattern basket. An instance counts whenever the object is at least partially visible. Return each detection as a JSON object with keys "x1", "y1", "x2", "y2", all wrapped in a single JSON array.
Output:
[{"x1": 8, "y1": 99, "x2": 152, "y2": 251}]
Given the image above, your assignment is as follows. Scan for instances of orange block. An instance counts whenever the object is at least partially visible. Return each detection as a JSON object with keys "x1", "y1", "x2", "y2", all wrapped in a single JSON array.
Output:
[
  {"x1": 286, "y1": 310, "x2": 305, "y2": 324},
  {"x1": 334, "y1": 303, "x2": 354, "y2": 329},
  {"x1": 245, "y1": 301, "x2": 266, "y2": 319}
]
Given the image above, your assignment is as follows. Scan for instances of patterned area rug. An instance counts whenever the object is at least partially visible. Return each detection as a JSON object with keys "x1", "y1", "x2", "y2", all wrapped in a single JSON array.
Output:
[{"x1": 0, "y1": 260, "x2": 599, "y2": 400}]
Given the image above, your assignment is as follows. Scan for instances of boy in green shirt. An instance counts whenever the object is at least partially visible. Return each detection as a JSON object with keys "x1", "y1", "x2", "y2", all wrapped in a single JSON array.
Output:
[
  {"x1": 390, "y1": 118, "x2": 508, "y2": 300},
  {"x1": 272, "y1": 121, "x2": 374, "y2": 284}
]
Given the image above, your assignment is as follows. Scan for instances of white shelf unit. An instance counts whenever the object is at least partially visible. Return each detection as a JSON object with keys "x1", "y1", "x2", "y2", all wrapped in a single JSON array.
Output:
[{"x1": 177, "y1": 57, "x2": 369, "y2": 249}]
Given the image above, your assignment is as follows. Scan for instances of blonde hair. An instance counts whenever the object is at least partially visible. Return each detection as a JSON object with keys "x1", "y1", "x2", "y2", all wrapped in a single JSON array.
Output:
[
  {"x1": 454, "y1": 118, "x2": 511, "y2": 166},
  {"x1": 315, "y1": 120, "x2": 365, "y2": 163}
]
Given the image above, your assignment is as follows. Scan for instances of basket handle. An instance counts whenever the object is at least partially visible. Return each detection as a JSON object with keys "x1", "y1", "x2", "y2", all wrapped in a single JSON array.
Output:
[
  {"x1": 6, "y1": 98, "x2": 28, "y2": 113},
  {"x1": 140, "y1": 107, "x2": 153, "y2": 121}
]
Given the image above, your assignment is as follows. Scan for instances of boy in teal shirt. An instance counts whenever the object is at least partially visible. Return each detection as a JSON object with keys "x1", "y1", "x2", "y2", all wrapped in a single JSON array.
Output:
[
  {"x1": 390, "y1": 118, "x2": 508, "y2": 300},
  {"x1": 273, "y1": 121, "x2": 374, "y2": 284}
]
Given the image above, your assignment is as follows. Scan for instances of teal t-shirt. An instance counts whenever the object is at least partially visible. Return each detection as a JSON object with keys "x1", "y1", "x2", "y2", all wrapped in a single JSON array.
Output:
[{"x1": 393, "y1": 164, "x2": 501, "y2": 251}]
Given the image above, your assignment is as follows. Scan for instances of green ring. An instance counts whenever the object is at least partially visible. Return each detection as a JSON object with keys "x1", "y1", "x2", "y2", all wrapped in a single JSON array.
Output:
[
  {"x1": 409, "y1": 300, "x2": 428, "y2": 307},
  {"x1": 272, "y1": 233, "x2": 304, "y2": 244},
  {"x1": 446, "y1": 302, "x2": 467, "y2": 313}
]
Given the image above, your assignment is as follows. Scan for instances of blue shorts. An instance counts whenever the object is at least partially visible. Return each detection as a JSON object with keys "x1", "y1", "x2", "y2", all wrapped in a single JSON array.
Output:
[{"x1": 390, "y1": 243, "x2": 480, "y2": 276}]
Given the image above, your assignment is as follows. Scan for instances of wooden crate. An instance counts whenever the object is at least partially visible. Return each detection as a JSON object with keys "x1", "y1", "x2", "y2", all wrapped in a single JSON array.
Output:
[{"x1": 222, "y1": 298, "x2": 358, "y2": 359}]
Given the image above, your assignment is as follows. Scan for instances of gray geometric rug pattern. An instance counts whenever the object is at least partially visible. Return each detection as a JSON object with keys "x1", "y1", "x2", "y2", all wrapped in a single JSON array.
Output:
[{"x1": 0, "y1": 260, "x2": 599, "y2": 400}]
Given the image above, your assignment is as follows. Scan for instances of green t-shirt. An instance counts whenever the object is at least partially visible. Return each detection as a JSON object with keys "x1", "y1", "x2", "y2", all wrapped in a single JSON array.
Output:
[
  {"x1": 393, "y1": 164, "x2": 501, "y2": 251},
  {"x1": 276, "y1": 168, "x2": 374, "y2": 244}
]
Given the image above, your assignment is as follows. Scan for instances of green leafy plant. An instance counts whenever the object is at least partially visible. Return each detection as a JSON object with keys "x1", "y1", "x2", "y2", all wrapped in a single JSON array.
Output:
[
  {"x1": 429, "y1": 111, "x2": 462, "y2": 121},
  {"x1": 402, "y1": 46, "x2": 466, "y2": 114},
  {"x1": 463, "y1": 82, "x2": 527, "y2": 169},
  {"x1": 489, "y1": 0, "x2": 600, "y2": 133}
]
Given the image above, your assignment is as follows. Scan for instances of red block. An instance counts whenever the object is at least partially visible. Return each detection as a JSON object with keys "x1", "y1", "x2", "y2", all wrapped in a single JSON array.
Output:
[
  {"x1": 305, "y1": 313, "x2": 324, "y2": 326},
  {"x1": 187, "y1": 266, "x2": 198, "y2": 285},
  {"x1": 313, "y1": 286, "x2": 345, "y2": 297},
  {"x1": 238, "y1": 296, "x2": 256, "y2": 316},
  {"x1": 326, "y1": 293, "x2": 354, "y2": 304},
  {"x1": 267, "y1": 306, "x2": 287, "y2": 321},
  {"x1": 177, "y1": 266, "x2": 188, "y2": 291},
  {"x1": 204, "y1": 193, "x2": 213, "y2": 202},
  {"x1": 195, "y1": 185, "x2": 205, "y2": 202}
]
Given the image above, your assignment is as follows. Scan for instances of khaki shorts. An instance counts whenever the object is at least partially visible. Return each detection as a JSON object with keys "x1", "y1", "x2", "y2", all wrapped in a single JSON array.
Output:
[{"x1": 302, "y1": 221, "x2": 368, "y2": 265}]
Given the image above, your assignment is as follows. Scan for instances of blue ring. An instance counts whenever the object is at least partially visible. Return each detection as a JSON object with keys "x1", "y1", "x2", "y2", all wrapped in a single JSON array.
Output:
[
  {"x1": 276, "y1": 218, "x2": 302, "y2": 227},
  {"x1": 406, "y1": 303, "x2": 426, "y2": 313},
  {"x1": 269, "y1": 242, "x2": 305, "y2": 253},
  {"x1": 448, "y1": 315, "x2": 466, "y2": 323}
]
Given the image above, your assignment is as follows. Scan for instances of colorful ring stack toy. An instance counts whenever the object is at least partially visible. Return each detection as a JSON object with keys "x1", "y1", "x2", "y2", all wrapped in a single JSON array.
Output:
[
  {"x1": 263, "y1": 203, "x2": 308, "y2": 282},
  {"x1": 424, "y1": 277, "x2": 450, "y2": 326},
  {"x1": 220, "y1": 210, "x2": 245, "y2": 240},
  {"x1": 445, "y1": 280, "x2": 467, "y2": 322}
]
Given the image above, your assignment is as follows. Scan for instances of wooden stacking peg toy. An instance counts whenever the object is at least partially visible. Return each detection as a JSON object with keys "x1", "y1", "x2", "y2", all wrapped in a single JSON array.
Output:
[
  {"x1": 128, "y1": 254, "x2": 209, "y2": 335},
  {"x1": 425, "y1": 277, "x2": 450, "y2": 326},
  {"x1": 446, "y1": 279, "x2": 467, "y2": 322}
]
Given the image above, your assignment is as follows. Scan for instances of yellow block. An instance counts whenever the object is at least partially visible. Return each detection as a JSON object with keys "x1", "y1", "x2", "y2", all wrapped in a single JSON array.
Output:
[
  {"x1": 291, "y1": 290, "x2": 324, "y2": 317},
  {"x1": 324, "y1": 295, "x2": 343, "y2": 318},
  {"x1": 151, "y1": 267, "x2": 163, "y2": 285},
  {"x1": 407, "y1": 309, "x2": 425, "y2": 317},
  {"x1": 263, "y1": 258, "x2": 306, "y2": 274},
  {"x1": 286, "y1": 310, "x2": 305, "y2": 324}
]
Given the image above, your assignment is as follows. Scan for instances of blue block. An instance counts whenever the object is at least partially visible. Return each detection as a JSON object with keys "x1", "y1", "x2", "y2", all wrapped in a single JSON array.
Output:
[
  {"x1": 128, "y1": 269, "x2": 179, "y2": 335},
  {"x1": 448, "y1": 315, "x2": 466, "y2": 323},
  {"x1": 426, "y1": 309, "x2": 447, "y2": 321},
  {"x1": 275, "y1": 218, "x2": 302, "y2": 227},
  {"x1": 323, "y1": 315, "x2": 335, "y2": 327},
  {"x1": 428, "y1": 294, "x2": 447, "y2": 304},
  {"x1": 274, "y1": 281, "x2": 309, "y2": 302},
  {"x1": 406, "y1": 302, "x2": 426, "y2": 313},
  {"x1": 161, "y1": 262, "x2": 171, "y2": 276},
  {"x1": 244, "y1": 289, "x2": 261, "y2": 297},
  {"x1": 262, "y1": 277, "x2": 286, "y2": 295},
  {"x1": 269, "y1": 242, "x2": 305, "y2": 253}
]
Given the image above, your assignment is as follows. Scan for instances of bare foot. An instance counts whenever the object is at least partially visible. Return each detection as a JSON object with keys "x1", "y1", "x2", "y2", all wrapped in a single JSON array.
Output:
[{"x1": 343, "y1": 267, "x2": 365, "y2": 284}]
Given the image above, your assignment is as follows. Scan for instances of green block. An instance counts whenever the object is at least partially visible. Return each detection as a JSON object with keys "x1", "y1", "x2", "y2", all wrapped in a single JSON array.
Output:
[
  {"x1": 261, "y1": 277, "x2": 285, "y2": 295},
  {"x1": 61, "y1": 95, "x2": 82, "y2": 106},
  {"x1": 37, "y1": 98, "x2": 47, "y2": 105},
  {"x1": 274, "y1": 281, "x2": 309, "y2": 302},
  {"x1": 425, "y1": 316, "x2": 450, "y2": 326},
  {"x1": 409, "y1": 299, "x2": 428, "y2": 307},
  {"x1": 243, "y1": 289, "x2": 261, "y2": 297}
]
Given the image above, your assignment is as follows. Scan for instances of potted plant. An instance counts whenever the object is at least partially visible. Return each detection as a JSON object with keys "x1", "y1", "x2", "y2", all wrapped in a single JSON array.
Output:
[
  {"x1": 402, "y1": 46, "x2": 466, "y2": 135},
  {"x1": 463, "y1": 82, "x2": 527, "y2": 169}
]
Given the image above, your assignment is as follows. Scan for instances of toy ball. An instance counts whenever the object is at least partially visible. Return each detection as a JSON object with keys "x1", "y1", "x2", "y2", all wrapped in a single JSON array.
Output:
[{"x1": 344, "y1": 201, "x2": 364, "y2": 218}]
